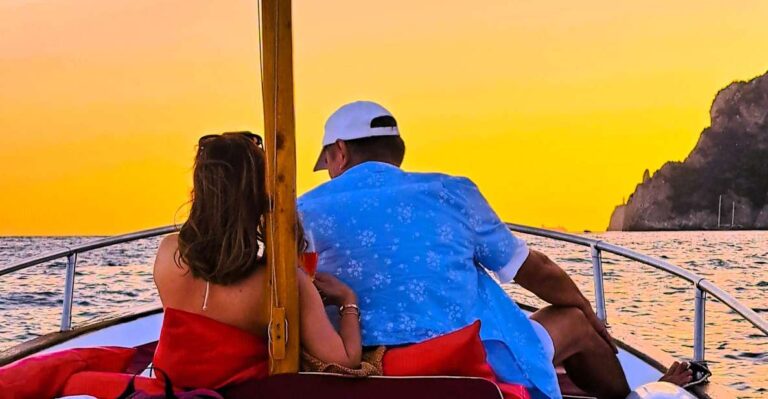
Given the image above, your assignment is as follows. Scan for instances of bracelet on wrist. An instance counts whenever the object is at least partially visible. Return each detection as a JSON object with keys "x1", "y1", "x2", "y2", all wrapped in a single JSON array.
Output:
[{"x1": 339, "y1": 304, "x2": 361, "y2": 321}]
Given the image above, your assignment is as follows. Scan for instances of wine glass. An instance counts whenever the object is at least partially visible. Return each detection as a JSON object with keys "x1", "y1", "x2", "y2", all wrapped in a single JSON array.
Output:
[{"x1": 300, "y1": 229, "x2": 318, "y2": 280}]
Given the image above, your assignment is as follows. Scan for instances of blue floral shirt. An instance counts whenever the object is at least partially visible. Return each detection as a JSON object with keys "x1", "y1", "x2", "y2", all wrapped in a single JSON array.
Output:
[{"x1": 298, "y1": 162, "x2": 560, "y2": 399}]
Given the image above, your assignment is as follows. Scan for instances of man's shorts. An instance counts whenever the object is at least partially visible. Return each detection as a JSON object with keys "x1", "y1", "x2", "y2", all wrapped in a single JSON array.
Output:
[{"x1": 529, "y1": 319, "x2": 555, "y2": 362}]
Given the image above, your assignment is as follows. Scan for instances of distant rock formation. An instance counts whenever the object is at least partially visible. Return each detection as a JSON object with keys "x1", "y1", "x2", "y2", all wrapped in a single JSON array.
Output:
[
  {"x1": 607, "y1": 204, "x2": 627, "y2": 231},
  {"x1": 608, "y1": 71, "x2": 768, "y2": 231}
]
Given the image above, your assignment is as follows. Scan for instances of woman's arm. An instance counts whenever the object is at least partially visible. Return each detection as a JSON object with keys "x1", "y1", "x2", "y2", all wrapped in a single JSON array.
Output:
[
  {"x1": 298, "y1": 271, "x2": 362, "y2": 368},
  {"x1": 152, "y1": 234, "x2": 180, "y2": 307}
]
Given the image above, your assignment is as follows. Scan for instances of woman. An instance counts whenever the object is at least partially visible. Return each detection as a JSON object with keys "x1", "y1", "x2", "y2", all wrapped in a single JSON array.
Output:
[{"x1": 152, "y1": 132, "x2": 361, "y2": 389}]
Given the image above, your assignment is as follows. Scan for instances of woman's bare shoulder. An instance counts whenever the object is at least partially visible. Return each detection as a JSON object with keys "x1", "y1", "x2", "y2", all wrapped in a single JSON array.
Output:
[
  {"x1": 154, "y1": 234, "x2": 185, "y2": 277},
  {"x1": 159, "y1": 233, "x2": 179, "y2": 250}
]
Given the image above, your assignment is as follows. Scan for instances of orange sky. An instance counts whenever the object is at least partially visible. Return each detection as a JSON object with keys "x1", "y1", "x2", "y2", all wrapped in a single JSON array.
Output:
[{"x1": 1, "y1": 0, "x2": 767, "y2": 235}]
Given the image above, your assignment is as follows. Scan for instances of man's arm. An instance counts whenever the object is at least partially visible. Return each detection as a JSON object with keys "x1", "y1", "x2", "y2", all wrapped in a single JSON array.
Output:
[
  {"x1": 446, "y1": 176, "x2": 617, "y2": 351},
  {"x1": 514, "y1": 249, "x2": 617, "y2": 352},
  {"x1": 513, "y1": 250, "x2": 589, "y2": 308}
]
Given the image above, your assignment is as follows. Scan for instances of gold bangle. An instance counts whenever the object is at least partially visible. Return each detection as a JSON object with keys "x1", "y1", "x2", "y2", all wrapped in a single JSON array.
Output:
[
  {"x1": 338, "y1": 304, "x2": 359, "y2": 314},
  {"x1": 339, "y1": 304, "x2": 360, "y2": 321}
]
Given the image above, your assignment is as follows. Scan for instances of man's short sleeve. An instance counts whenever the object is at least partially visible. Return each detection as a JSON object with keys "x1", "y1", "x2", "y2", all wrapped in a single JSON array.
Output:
[{"x1": 447, "y1": 177, "x2": 529, "y2": 283}]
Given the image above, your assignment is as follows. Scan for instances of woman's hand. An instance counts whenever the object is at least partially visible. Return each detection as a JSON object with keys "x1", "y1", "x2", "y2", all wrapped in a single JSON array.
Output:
[
  {"x1": 313, "y1": 272, "x2": 357, "y2": 307},
  {"x1": 298, "y1": 270, "x2": 362, "y2": 368}
]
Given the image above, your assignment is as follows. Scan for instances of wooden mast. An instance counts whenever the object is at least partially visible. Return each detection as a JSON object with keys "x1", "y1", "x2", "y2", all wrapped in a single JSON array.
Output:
[{"x1": 261, "y1": 0, "x2": 300, "y2": 374}]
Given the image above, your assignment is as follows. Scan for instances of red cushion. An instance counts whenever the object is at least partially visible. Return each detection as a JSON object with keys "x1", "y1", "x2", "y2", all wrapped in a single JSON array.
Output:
[
  {"x1": 383, "y1": 320, "x2": 495, "y2": 379},
  {"x1": 0, "y1": 346, "x2": 136, "y2": 399},
  {"x1": 382, "y1": 321, "x2": 530, "y2": 399}
]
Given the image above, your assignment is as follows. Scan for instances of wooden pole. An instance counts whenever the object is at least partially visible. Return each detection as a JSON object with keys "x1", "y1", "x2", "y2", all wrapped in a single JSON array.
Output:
[{"x1": 261, "y1": 0, "x2": 299, "y2": 374}]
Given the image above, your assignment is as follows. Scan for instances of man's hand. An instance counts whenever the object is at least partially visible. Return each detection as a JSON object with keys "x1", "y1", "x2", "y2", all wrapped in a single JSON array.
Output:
[{"x1": 579, "y1": 303, "x2": 618, "y2": 354}]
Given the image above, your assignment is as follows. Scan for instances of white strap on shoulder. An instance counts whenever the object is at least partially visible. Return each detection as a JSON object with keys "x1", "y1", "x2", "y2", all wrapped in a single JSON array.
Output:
[{"x1": 202, "y1": 281, "x2": 210, "y2": 311}]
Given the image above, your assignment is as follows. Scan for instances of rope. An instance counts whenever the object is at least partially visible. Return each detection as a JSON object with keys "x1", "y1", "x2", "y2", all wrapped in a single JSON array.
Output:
[{"x1": 270, "y1": 0, "x2": 280, "y2": 314}]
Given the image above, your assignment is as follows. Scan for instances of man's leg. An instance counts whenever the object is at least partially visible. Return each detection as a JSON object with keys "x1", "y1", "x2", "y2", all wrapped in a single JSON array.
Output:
[{"x1": 530, "y1": 306, "x2": 630, "y2": 399}]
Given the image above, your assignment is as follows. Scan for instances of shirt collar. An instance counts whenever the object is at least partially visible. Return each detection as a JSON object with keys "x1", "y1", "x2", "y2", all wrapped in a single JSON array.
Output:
[{"x1": 341, "y1": 161, "x2": 400, "y2": 177}]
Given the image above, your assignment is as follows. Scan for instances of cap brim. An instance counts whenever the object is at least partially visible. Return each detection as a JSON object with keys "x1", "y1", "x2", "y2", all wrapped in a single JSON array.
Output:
[{"x1": 313, "y1": 148, "x2": 327, "y2": 171}]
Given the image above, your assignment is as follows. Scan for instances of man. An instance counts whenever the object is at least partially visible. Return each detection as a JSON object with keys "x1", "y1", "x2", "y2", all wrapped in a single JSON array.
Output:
[{"x1": 298, "y1": 101, "x2": 689, "y2": 399}]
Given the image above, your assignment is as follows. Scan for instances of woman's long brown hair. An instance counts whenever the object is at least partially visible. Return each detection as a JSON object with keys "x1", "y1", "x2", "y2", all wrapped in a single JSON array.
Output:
[{"x1": 177, "y1": 132, "x2": 268, "y2": 285}]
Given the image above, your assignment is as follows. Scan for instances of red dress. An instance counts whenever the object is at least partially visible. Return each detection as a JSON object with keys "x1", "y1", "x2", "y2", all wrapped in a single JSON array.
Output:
[
  {"x1": 4, "y1": 308, "x2": 270, "y2": 398},
  {"x1": 58, "y1": 307, "x2": 272, "y2": 396},
  {"x1": 152, "y1": 307, "x2": 270, "y2": 388}
]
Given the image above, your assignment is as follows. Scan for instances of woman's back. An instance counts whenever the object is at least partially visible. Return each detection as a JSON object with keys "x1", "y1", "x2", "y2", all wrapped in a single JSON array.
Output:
[{"x1": 154, "y1": 234, "x2": 269, "y2": 337}]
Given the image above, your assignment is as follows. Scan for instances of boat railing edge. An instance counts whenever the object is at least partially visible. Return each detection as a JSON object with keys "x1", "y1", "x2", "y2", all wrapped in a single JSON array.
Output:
[
  {"x1": 505, "y1": 223, "x2": 768, "y2": 363},
  {"x1": 0, "y1": 225, "x2": 179, "y2": 277},
  {"x1": 0, "y1": 225, "x2": 179, "y2": 331}
]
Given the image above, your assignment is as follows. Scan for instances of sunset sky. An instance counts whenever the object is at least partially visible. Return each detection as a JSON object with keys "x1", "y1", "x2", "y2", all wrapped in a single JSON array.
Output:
[{"x1": 2, "y1": 0, "x2": 768, "y2": 235}]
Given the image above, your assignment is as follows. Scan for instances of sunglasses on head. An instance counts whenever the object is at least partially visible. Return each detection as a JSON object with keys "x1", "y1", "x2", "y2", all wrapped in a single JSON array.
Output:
[{"x1": 198, "y1": 131, "x2": 264, "y2": 149}]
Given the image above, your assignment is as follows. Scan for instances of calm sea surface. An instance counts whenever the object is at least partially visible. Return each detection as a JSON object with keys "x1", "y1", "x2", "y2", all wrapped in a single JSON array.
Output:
[{"x1": 0, "y1": 231, "x2": 766, "y2": 397}]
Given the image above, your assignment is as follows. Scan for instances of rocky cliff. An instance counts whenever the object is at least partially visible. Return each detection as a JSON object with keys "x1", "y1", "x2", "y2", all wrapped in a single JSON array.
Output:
[{"x1": 608, "y1": 71, "x2": 768, "y2": 230}]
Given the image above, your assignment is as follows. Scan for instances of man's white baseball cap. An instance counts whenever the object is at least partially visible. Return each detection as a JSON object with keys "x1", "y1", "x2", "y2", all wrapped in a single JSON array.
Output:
[{"x1": 313, "y1": 101, "x2": 400, "y2": 171}]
